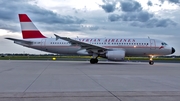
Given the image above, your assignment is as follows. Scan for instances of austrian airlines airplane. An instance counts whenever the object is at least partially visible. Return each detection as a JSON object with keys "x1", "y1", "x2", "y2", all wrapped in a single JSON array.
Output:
[{"x1": 6, "y1": 14, "x2": 175, "y2": 65}]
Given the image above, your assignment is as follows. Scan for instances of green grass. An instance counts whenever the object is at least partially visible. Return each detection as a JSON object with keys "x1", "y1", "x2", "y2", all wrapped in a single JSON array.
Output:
[
  {"x1": 0, "y1": 56, "x2": 93, "y2": 60},
  {"x1": 125, "y1": 57, "x2": 180, "y2": 61},
  {"x1": 0, "y1": 56, "x2": 179, "y2": 62}
]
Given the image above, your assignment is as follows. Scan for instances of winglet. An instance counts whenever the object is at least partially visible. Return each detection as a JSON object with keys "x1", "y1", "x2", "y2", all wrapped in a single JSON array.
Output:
[
  {"x1": 54, "y1": 34, "x2": 70, "y2": 41},
  {"x1": 54, "y1": 34, "x2": 60, "y2": 41}
]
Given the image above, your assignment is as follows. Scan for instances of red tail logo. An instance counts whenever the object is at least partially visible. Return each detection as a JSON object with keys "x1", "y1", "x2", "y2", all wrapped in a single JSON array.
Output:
[{"x1": 19, "y1": 14, "x2": 46, "y2": 39}]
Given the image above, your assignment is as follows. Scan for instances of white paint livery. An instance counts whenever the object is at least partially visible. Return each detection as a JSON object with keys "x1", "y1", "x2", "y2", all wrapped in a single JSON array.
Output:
[
  {"x1": 5, "y1": 14, "x2": 176, "y2": 65},
  {"x1": 20, "y1": 22, "x2": 38, "y2": 30}
]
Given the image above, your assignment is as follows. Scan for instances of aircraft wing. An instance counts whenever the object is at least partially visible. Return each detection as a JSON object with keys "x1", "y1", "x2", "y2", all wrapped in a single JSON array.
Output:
[
  {"x1": 54, "y1": 34, "x2": 107, "y2": 51},
  {"x1": 5, "y1": 38, "x2": 33, "y2": 44}
]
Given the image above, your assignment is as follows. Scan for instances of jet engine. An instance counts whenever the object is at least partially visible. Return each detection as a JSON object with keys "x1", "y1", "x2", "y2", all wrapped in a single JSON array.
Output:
[{"x1": 106, "y1": 50, "x2": 125, "y2": 61}]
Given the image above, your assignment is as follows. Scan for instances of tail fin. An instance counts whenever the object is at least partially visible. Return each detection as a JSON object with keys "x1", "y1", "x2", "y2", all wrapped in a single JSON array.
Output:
[{"x1": 19, "y1": 14, "x2": 46, "y2": 39}]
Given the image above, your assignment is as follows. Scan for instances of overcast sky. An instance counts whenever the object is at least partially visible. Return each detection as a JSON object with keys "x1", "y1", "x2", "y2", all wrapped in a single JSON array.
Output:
[{"x1": 0, "y1": 0, "x2": 179, "y2": 55}]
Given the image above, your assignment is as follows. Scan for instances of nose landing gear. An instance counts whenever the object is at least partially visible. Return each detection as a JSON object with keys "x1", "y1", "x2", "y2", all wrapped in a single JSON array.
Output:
[
  {"x1": 149, "y1": 61, "x2": 154, "y2": 65},
  {"x1": 149, "y1": 56, "x2": 154, "y2": 65}
]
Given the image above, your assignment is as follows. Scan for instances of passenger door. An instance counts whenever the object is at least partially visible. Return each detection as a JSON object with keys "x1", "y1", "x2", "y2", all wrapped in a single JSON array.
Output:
[
  {"x1": 150, "y1": 39, "x2": 156, "y2": 50},
  {"x1": 41, "y1": 39, "x2": 47, "y2": 50}
]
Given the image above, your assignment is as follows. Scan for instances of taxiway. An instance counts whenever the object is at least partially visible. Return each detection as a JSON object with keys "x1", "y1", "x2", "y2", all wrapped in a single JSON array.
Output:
[{"x1": 0, "y1": 60, "x2": 179, "y2": 101}]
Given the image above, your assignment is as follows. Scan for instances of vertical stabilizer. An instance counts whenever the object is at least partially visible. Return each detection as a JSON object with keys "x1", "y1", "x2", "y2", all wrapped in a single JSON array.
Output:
[{"x1": 19, "y1": 14, "x2": 46, "y2": 39}]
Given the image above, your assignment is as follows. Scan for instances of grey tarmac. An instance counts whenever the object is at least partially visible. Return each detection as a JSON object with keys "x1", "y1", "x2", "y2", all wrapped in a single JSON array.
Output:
[{"x1": 0, "y1": 60, "x2": 180, "y2": 101}]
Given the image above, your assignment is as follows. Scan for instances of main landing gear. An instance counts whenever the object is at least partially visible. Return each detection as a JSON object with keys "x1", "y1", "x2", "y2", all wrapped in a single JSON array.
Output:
[
  {"x1": 90, "y1": 58, "x2": 98, "y2": 64},
  {"x1": 149, "y1": 56, "x2": 154, "y2": 65},
  {"x1": 90, "y1": 53, "x2": 98, "y2": 64}
]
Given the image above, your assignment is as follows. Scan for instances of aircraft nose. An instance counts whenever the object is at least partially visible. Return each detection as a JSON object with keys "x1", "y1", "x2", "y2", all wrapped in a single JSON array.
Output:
[{"x1": 171, "y1": 47, "x2": 175, "y2": 54}]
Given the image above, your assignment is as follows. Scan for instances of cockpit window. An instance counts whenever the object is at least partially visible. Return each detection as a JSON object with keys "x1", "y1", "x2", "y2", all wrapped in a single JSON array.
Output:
[{"x1": 161, "y1": 42, "x2": 167, "y2": 45}]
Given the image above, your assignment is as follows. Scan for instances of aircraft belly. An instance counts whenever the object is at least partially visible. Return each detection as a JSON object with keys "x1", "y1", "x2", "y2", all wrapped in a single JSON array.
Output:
[
  {"x1": 44, "y1": 46, "x2": 80, "y2": 54},
  {"x1": 150, "y1": 49, "x2": 170, "y2": 55},
  {"x1": 125, "y1": 48, "x2": 150, "y2": 56},
  {"x1": 28, "y1": 46, "x2": 80, "y2": 54}
]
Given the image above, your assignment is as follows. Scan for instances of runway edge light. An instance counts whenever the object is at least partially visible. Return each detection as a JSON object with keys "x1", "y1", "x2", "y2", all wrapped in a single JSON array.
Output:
[{"x1": 52, "y1": 57, "x2": 56, "y2": 60}]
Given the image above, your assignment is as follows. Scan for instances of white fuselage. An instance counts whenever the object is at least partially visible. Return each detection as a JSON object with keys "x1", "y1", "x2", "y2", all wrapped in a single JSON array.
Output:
[{"x1": 16, "y1": 37, "x2": 172, "y2": 57}]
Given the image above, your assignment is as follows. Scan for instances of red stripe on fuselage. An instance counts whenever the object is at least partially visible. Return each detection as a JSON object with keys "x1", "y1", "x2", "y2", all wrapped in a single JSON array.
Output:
[
  {"x1": 22, "y1": 31, "x2": 46, "y2": 39},
  {"x1": 30, "y1": 45, "x2": 157, "y2": 48}
]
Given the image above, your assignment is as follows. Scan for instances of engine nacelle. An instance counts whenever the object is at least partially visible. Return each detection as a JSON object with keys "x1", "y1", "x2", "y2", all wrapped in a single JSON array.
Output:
[
  {"x1": 106, "y1": 50, "x2": 125, "y2": 61},
  {"x1": 77, "y1": 49, "x2": 89, "y2": 55}
]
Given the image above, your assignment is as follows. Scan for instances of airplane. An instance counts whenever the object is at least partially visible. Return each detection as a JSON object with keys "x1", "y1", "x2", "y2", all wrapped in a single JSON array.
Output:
[{"x1": 5, "y1": 14, "x2": 175, "y2": 65}]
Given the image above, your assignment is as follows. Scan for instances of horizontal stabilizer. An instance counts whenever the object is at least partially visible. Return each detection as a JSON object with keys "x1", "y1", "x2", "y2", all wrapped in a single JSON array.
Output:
[{"x1": 5, "y1": 38, "x2": 33, "y2": 44}]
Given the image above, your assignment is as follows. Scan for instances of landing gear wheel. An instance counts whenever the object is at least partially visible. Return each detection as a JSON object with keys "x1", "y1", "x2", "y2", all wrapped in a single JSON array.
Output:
[
  {"x1": 149, "y1": 61, "x2": 154, "y2": 65},
  {"x1": 90, "y1": 58, "x2": 98, "y2": 64}
]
